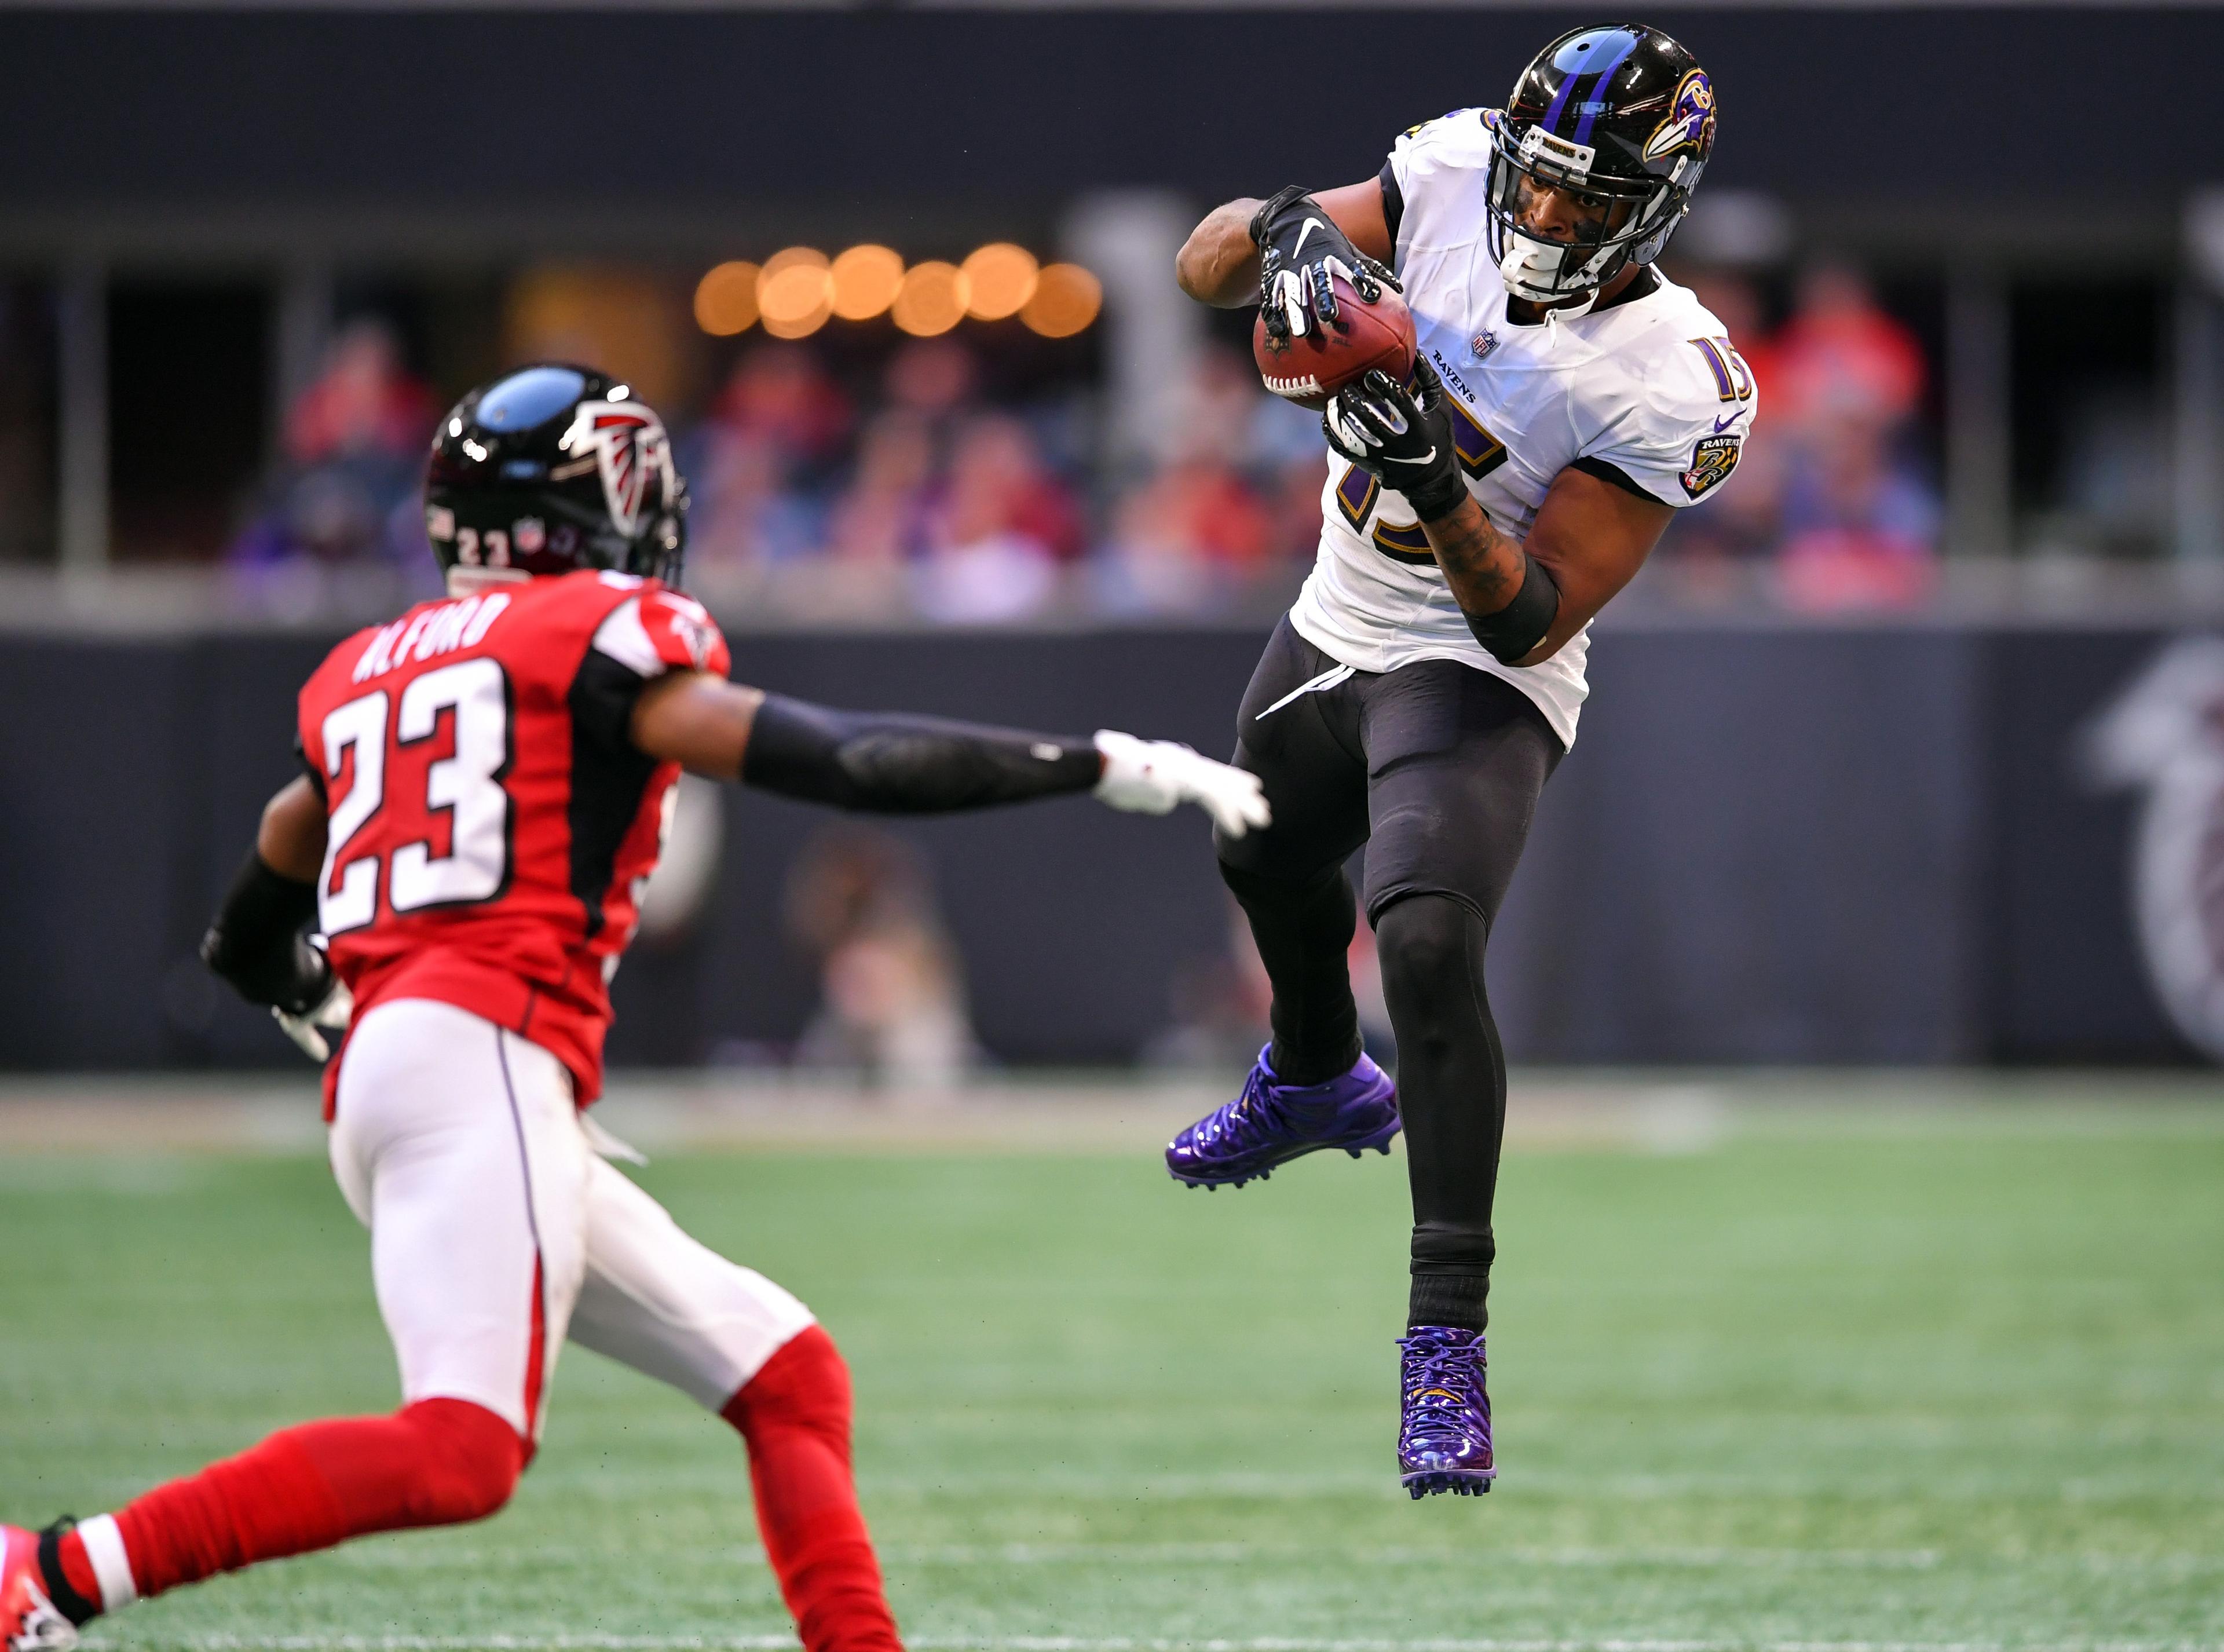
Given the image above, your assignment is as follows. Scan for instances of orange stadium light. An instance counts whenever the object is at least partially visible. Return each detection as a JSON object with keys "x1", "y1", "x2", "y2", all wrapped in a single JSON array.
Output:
[
  {"x1": 758, "y1": 247, "x2": 833, "y2": 339},
  {"x1": 829, "y1": 245, "x2": 906, "y2": 321},
  {"x1": 1019, "y1": 263, "x2": 1102, "y2": 338},
  {"x1": 892, "y1": 261, "x2": 971, "y2": 337},
  {"x1": 960, "y1": 243, "x2": 1039, "y2": 321},
  {"x1": 692, "y1": 261, "x2": 762, "y2": 336}
]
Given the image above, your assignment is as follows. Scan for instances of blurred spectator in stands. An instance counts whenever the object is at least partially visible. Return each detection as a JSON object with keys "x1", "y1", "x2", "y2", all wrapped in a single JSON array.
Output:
[
  {"x1": 912, "y1": 415, "x2": 1080, "y2": 623},
  {"x1": 684, "y1": 429, "x2": 821, "y2": 576},
  {"x1": 1768, "y1": 263, "x2": 1941, "y2": 609},
  {"x1": 784, "y1": 823, "x2": 975, "y2": 1091},
  {"x1": 1148, "y1": 899, "x2": 1393, "y2": 1070},
  {"x1": 1252, "y1": 399, "x2": 1333, "y2": 561},
  {"x1": 229, "y1": 319, "x2": 439, "y2": 572},
  {"x1": 826, "y1": 409, "x2": 934, "y2": 569},
  {"x1": 697, "y1": 342, "x2": 852, "y2": 478},
  {"x1": 1775, "y1": 396, "x2": 1942, "y2": 608},
  {"x1": 1768, "y1": 262, "x2": 1925, "y2": 432},
  {"x1": 883, "y1": 338, "x2": 981, "y2": 444},
  {"x1": 1093, "y1": 461, "x2": 1272, "y2": 616},
  {"x1": 1658, "y1": 262, "x2": 1941, "y2": 608},
  {"x1": 283, "y1": 319, "x2": 441, "y2": 467},
  {"x1": 1095, "y1": 348, "x2": 1303, "y2": 612},
  {"x1": 682, "y1": 344, "x2": 849, "y2": 583},
  {"x1": 1146, "y1": 900, "x2": 1272, "y2": 1070}
]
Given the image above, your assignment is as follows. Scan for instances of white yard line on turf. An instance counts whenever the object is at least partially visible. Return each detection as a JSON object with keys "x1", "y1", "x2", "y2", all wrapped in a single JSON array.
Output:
[{"x1": 74, "y1": 1637, "x2": 2224, "y2": 1652}]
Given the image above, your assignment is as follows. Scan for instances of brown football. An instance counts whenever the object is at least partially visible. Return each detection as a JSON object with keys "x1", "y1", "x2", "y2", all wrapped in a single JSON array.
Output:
[{"x1": 1253, "y1": 277, "x2": 1417, "y2": 411}]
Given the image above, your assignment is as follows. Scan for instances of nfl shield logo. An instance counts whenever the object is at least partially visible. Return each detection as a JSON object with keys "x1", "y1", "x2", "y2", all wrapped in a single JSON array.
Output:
[{"x1": 1471, "y1": 331, "x2": 1497, "y2": 360}]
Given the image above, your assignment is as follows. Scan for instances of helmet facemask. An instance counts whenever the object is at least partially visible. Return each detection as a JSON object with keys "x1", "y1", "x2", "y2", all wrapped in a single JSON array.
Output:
[{"x1": 1485, "y1": 116, "x2": 1686, "y2": 305}]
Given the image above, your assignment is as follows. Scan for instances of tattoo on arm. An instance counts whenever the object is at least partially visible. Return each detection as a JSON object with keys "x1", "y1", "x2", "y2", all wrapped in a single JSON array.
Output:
[{"x1": 1421, "y1": 500, "x2": 1527, "y2": 616}]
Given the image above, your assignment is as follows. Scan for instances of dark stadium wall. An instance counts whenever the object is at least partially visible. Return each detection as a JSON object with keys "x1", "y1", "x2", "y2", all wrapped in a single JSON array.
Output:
[
  {"x1": 0, "y1": 7, "x2": 2214, "y2": 229},
  {"x1": 0, "y1": 624, "x2": 2196, "y2": 1072}
]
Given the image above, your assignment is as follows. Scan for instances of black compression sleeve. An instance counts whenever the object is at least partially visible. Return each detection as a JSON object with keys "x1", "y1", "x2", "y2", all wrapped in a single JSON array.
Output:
[
  {"x1": 741, "y1": 695, "x2": 1104, "y2": 814},
  {"x1": 1462, "y1": 553, "x2": 1561, "y2": 666},
  {"x1": 200, "y1": 849, "x2": 331, "y2": 1012}
]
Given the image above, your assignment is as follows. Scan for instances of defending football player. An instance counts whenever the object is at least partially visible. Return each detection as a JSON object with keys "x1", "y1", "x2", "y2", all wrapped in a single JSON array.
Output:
[
  {"x1": 1165, "y1": 25, "x2": 1752, "y2": 1496},
  {"x1": 1, "y1": 364, "x2": 1266, "y2": 1652}
]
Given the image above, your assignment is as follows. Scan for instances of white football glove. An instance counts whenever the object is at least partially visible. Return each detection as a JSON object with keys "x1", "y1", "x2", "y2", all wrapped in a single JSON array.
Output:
[
  {"x1": 1093, "y1": 730, "x2": 1271, "y2": 839},
  {"x1": 275, "y1": 968, "x2": 354, "y2": 1062}
]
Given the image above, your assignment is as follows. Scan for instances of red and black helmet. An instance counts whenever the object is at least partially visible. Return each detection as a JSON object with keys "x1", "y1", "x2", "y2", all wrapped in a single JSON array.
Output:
[
  {"x1": 1487, "y1": 23, "x2": 1715, "y2": 303},
  {"x1": 425, "y1": 363, "x2": 688, "y2": 585}
]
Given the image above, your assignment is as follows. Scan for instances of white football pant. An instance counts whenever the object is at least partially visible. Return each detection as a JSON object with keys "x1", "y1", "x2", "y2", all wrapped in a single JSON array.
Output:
[{"x1": 329, "y1": 997, "x2": 815, "y2": 1438}]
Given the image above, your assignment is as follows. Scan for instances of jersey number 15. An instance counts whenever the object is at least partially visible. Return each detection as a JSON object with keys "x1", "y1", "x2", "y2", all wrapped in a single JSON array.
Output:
[{"x1": 317, "y1": 657, "x2": 514, "y2": 935}]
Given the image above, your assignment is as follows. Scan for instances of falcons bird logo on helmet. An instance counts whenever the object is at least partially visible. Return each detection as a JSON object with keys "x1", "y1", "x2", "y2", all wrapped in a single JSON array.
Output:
[{"x1": 561, "y1": 401, "x2": 676, "y2": 539}]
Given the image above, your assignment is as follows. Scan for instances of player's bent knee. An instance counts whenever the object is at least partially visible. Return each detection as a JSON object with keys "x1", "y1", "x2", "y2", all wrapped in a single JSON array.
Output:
[
  {"x1": 1376, "y1": 894, "x2": 1482, "y2": 999},
  {"x1": 721, "y1": 1325, "x2": 853, "y2": 1455},
  {"x1": 395, "y1": 1398, "x2": 528, "y2": 1525}
]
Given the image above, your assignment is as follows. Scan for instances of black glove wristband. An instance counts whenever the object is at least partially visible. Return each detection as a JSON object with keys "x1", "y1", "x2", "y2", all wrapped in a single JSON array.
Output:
[
  {"x1": 1399, "y1": 462, "x2": 1471, "y2": 525},
  {"x1": 202, "y1": 849, "x2": 331, "y2": 1013},
  {"x1": 1249, "y1": 185, "x2": 1315, "y2": 248}
]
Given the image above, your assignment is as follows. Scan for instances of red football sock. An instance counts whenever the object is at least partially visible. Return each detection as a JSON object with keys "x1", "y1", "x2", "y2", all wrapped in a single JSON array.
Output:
[
  {"x1": 105, "y1": 1398, "x2": 524, "y2": 1604},
  {"x1": 722, "y1": 1327, "x2": 904, "y2": 1652}
]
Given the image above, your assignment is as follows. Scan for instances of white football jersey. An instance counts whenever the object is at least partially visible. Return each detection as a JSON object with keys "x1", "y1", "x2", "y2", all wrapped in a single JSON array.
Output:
[{"x1": 1286, "y1": 107, "x2": 1756, "y2": 747}]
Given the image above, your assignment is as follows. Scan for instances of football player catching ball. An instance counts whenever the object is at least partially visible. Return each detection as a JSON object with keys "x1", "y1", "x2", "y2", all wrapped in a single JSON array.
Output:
[
  {"x1": 1, "y1": 364, "x2": 1265, "y2": 1652},
  {"x1": 1166, "y1": 24, "x2": 1754, "y2": 1496}
]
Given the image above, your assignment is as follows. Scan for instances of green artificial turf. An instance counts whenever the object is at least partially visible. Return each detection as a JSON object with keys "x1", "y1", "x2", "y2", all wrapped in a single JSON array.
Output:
[{"x1": 3, "y1": 1102, "x2": 2222, "y2": 1650}]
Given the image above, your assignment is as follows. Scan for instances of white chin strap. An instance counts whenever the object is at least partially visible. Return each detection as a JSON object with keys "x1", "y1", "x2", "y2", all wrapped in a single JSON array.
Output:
[{"x1": 1498, "y1": 233, "x2": 1604, "y2": 314}]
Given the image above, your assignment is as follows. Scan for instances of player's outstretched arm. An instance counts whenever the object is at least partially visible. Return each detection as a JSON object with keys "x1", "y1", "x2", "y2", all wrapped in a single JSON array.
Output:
[
  {"x1": 1175, "y1": 180, "x2": 1393, "y2": 308},
  {"x1": 629, "y1": 673, "x2": 1270, "y2": 838},
  {"x1": 201, "y1": 776, "x2": 354, "y2": 1058}
]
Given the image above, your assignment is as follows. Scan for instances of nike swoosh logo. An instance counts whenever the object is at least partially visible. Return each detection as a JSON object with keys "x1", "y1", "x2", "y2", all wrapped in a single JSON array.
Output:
[
  {"x1": 1714, "y1": 410, "x2": 1749, "y2": 433},
  {"x1": 1293, "y1": 220, "x2": 1321, "y2": 255},
  {"x1": 1385, "y1": 448, "x2": 1438, "y2": 465},
  {"x1": 1255, "y1": 663, "x2": 1356, "y2": 719}
]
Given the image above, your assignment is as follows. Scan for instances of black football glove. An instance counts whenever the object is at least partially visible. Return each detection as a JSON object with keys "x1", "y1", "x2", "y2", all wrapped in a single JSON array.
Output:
[
  {"x1": 1250, "y1": 185, "x2": 1400, "y2": 343},
  {"x1": 1322, "y1": 361, "x2": 1468, "y2": 522}
]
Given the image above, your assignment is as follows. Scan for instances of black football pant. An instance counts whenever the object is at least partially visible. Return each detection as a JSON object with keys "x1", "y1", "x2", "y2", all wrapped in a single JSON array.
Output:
[{"x1": 1213, "y1": 617, "x2": 1562, "y2": 1332}]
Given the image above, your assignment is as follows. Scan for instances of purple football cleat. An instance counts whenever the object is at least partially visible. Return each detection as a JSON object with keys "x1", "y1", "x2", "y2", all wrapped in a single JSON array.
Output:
[
  {"x1": 1165, "y1": 1045, "x2": 1399, "y2": 1189},
  {"x1": 1397, "y1": 1326, "x2": 1495, "y2": 1497}
]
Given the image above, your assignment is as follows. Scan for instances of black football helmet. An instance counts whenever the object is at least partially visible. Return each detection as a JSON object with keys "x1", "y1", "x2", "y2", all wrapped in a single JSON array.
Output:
[
  {"x1": 425, "y1": 363, "x2": 687, "y2": 584},
  {"x1": 1486, "y1": 23, "x2": 1715, "y2": 305}
]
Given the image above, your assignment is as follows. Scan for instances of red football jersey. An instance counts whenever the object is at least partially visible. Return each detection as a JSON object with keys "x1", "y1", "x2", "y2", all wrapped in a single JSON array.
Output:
[{"x1": 297, "y1": 569, "x2": 731, "y2": 1112}]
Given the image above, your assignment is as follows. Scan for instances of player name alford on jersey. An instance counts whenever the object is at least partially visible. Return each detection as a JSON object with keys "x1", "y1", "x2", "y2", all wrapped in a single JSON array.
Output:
[
  {"x1": 351, "y1": 593, "x2": 512, "y2": 682},
  {"x1": 1291, "y1": 107, "x2": 1755, "y2": 748}
]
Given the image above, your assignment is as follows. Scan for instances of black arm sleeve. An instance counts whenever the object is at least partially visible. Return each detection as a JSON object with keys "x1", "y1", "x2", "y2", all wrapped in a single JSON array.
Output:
[
  {"x1": 1462, "y1": 553, "x2": 1562, "y2": 666},
  {"x1": 740, "y1": 694, "x2": 1104, "y2": 814},
  {"x1": 200, "y1": 849, "x2": 331, "y2": 1013}
]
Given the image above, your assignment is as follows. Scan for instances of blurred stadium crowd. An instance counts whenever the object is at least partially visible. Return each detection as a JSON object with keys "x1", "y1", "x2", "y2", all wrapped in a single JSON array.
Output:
[{"x1": 0, "y1": 252, "x2": 2013, "y2": 623}]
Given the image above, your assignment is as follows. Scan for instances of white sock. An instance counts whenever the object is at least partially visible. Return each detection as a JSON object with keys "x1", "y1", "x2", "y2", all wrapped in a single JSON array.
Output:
[{"x1": 76, "y1": 1515, "x2": 137, "y2": 1611}]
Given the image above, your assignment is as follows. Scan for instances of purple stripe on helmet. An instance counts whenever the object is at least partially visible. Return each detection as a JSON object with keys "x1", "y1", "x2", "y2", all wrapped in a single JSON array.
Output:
[
  {"x1": 1570, "y1": 28, "x2": 1643, "y2": 145},
  {"x1": 1540, "y1": 70, "x2": 1578, "y2": 134}
]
